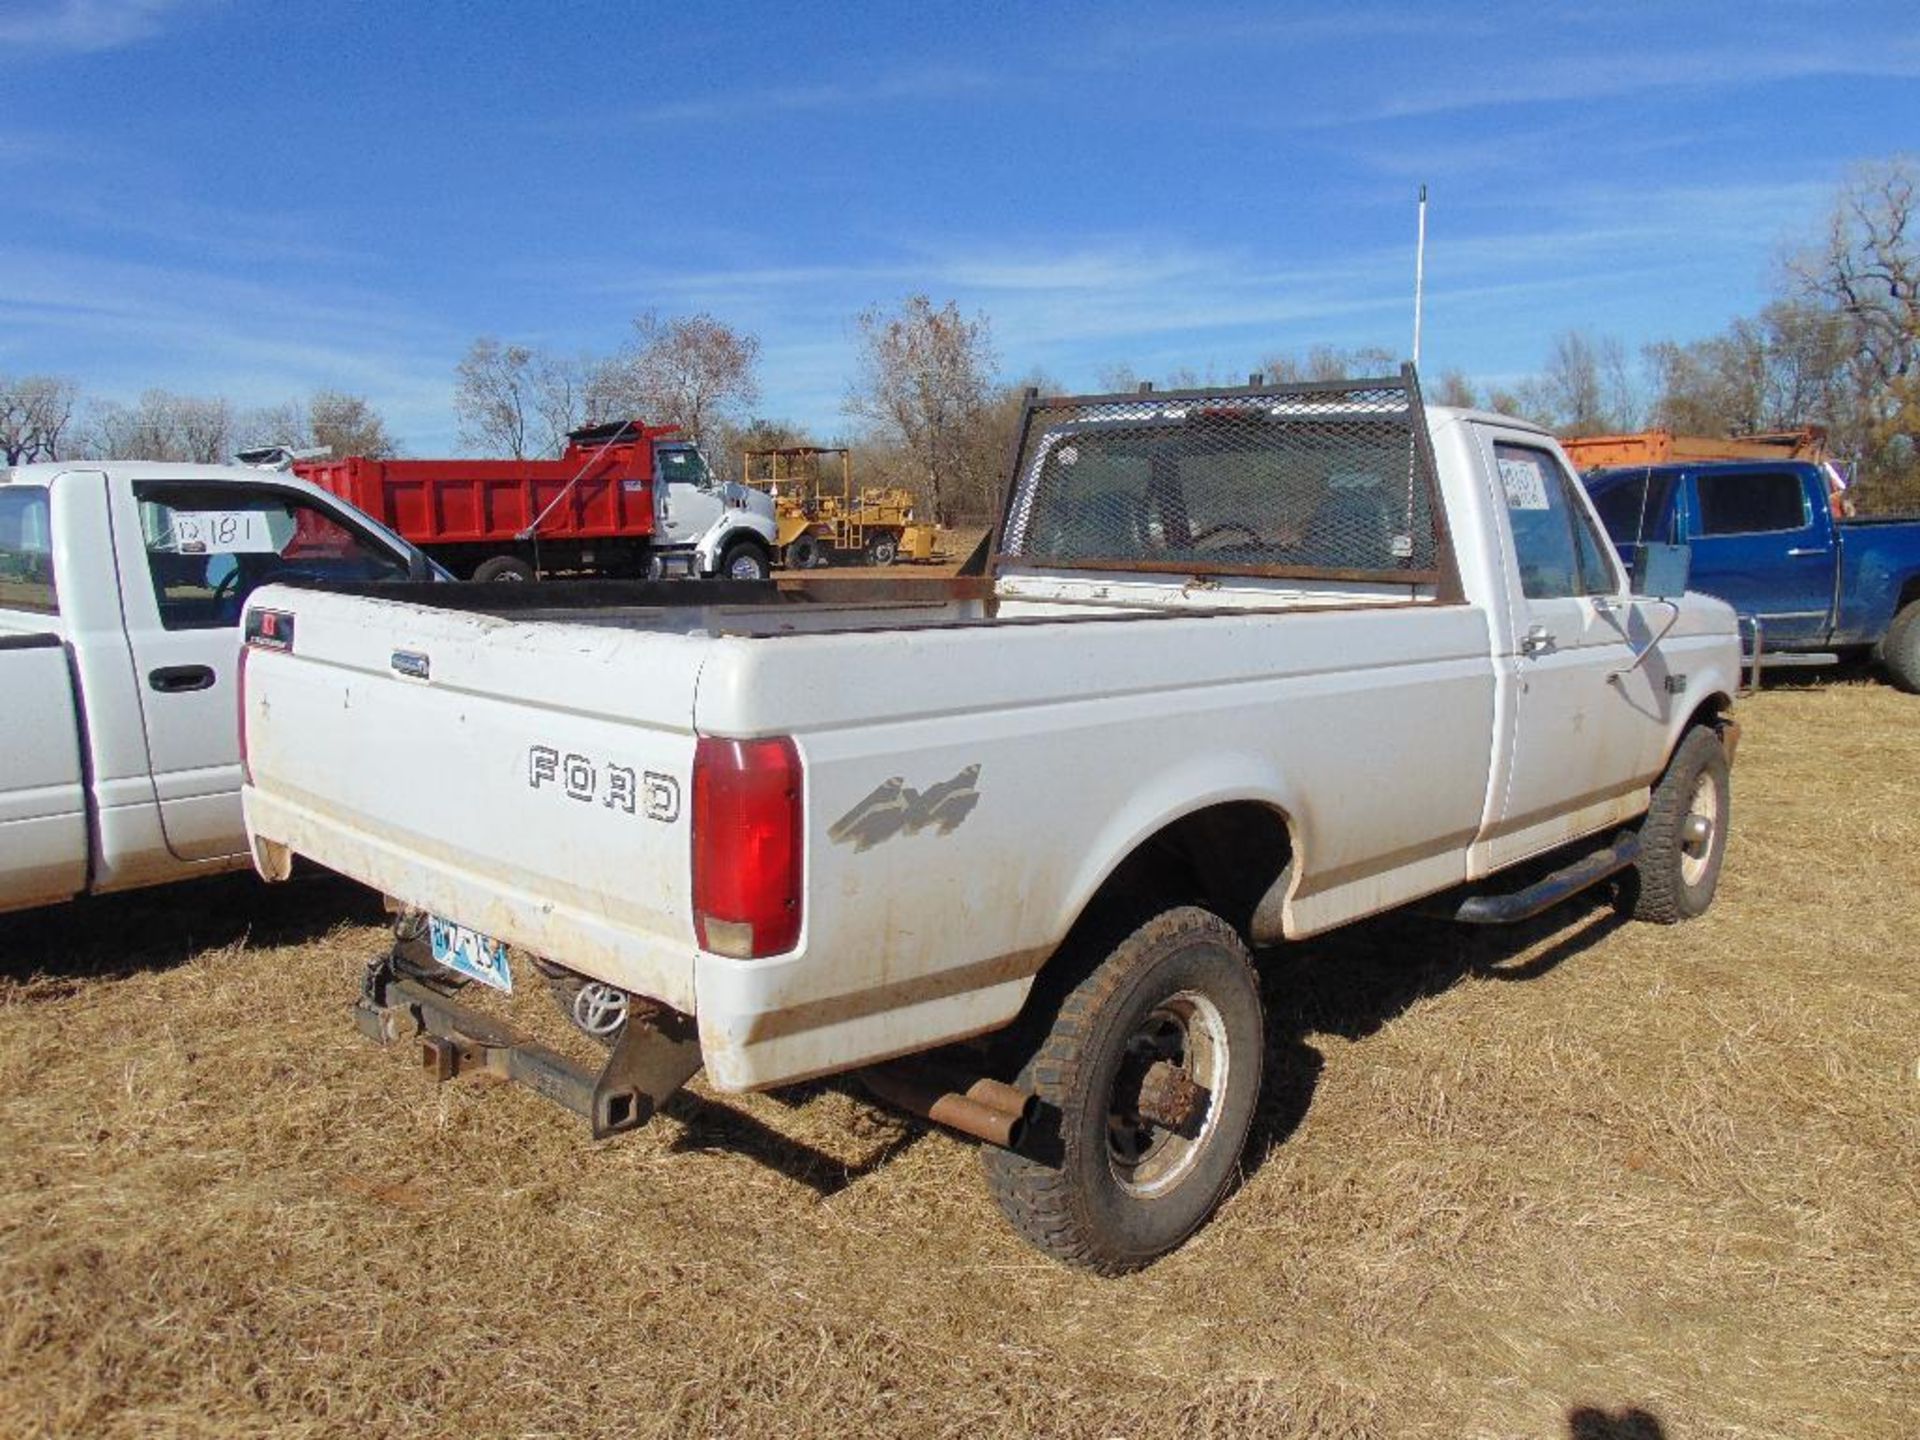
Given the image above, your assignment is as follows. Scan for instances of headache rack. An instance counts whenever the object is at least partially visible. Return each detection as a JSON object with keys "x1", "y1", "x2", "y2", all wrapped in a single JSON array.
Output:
[{"x1": 992, "y1": 366, "x2": 1459, "y2": 598}]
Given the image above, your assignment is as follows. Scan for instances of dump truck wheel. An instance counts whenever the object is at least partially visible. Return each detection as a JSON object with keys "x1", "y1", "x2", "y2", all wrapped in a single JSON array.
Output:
[
  {"x1": 866, "y1": 533, "x2": 900, "y2": 566},
  {"x1": 1881, "y1": 600, "x2": 1920, "y2": 694},
  {"x1": 720, "y1": 539, "x2": 771, "y2": 581},
  {"x1": 785, "y1": 534, "x2": 825, "y2": 570},
  {"x1": 1620, "y1": 725, "x2": 1731, "y2": 924},
  {"x1": 473, "y1": 556, "x2": 534, "y2": 583},
  {"x1": 982, "y1": 905, "x2": 1263, "y2": 1273}
]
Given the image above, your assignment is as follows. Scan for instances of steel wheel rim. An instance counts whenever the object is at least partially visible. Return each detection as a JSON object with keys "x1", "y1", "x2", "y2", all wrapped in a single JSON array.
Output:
[
  {"x1": 728, "y1": 553, "x2": 764, "y2": 580},
  {"x1": 1106, "y1": 989, "x2": 1229, "y2": 1198},
  {"x1": 1680, "y1": 769, "x2": 1721, "y2": 886}
]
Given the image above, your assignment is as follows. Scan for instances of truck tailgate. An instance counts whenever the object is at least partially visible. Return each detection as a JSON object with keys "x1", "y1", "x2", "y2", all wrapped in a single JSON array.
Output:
[{"x1": 240, "y1": 587, "x2": 706, "y2": 1010}]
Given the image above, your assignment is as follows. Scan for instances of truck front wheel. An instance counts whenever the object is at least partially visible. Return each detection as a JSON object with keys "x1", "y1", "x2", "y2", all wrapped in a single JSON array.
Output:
[
  {"x1": 718, "y1": 538, "x2": 771, "y2": 582},
  {"x1": 982, "y1": 905, "x2": 1263, "y2": 1273},
  {"x1": 1621, "y1": 724, "x2": 1731, "y2": 924},
  {"x1": 1880, "y1": 599, "x2": 1920, "y2": 693}
]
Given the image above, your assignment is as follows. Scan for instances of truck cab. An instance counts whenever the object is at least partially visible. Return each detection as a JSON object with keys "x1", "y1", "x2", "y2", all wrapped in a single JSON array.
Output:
[
  {"x1": 1585, "y1": 460, "x2": 1920, "y2": 687},
  {"x1": 0, "y1": 460, "x2": 433, "y2": 913}
]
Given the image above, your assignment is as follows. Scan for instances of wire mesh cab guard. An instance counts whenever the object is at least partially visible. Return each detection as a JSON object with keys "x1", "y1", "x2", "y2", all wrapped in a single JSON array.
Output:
[{"x1": 993, "y1": 365, "x2": 1459, "y2": 598}]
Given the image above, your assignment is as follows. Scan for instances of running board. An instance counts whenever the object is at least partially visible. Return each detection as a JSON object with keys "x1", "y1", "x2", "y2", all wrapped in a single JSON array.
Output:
[{"x1": 1446, "y1": 831, "x2": 1641, "y2": 925}]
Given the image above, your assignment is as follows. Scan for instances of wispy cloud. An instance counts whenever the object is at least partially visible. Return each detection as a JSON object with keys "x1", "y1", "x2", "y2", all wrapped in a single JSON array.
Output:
[
  {"x1": 0, "y1": 0, "x2": 203, "y2": 54},
  {"x1": 568, "y1": 64, "x2": 994, "y2": 128},
  {"x1": 1307, "y1": 35, "x2": 1920, "y2": 127}
]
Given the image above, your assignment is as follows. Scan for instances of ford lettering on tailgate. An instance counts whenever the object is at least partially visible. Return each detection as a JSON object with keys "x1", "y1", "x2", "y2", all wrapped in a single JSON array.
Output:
[{"x1": 528, "y1": 744, "x2": 680, "y2": 822}]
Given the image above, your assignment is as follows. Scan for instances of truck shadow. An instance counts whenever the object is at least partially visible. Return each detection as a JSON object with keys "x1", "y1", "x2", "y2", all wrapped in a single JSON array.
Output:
[
  {"x1": 1244, "y1": 899, "x2": 1629, "y2": 1175},
  {"x1": 661, "y1": 1084, "x2": 924, "y2": 1200},
  {"x1": 1567, "y1": 1404, "x2": 1667, "y2": 1439},
  {"x1": 0, "y1": 867, "x2": 385, "y2": 991}
]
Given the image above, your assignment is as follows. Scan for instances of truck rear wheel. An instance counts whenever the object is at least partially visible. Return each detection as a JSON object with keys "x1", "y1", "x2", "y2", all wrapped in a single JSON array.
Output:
[
  {"x1": 982, "y1": 905, "x2": 1263, "y2": 1273},
  {"x1": 784, "y1": 534, "x2": 825, "y2": 570},
  {"x1": 1880, "y1": 599, "x2": 1920, "y2": 693},
  {"x1": 472, "y1": 555, "x2": 535, "y2": 583},
  {"x1": 1621, "y1": 724, "x2": 1731, "y2": 924},
  {"x1": 865, "y1": 532, "x2": 900, "y2": 566}
]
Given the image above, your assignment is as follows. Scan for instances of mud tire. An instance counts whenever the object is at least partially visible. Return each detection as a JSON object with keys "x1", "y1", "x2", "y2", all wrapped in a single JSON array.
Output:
[
  {"x1": 1621, "y1": 724, "x2": 1731, "y2": 924},
  {"x1": 1880, "y1": 599, "x2": 1920, "y2": 694},
  {"x1": 982, "y1": 906, "x2": 1263, "y2": 1273}
]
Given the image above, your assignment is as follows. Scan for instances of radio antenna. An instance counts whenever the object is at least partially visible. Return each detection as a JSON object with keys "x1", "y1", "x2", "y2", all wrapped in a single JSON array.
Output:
[{"x1": 1412, "y1": 184, "x2": 1428, "y2": 368}]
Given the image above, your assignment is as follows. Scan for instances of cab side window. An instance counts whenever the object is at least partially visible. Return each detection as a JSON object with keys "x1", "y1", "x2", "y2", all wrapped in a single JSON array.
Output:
[
  {"x1": 1693, "y1": 471, "x2": 1808, "y2": 535},
  {"x1": 1495, "y1": 442, "x2": 1619, "y2": 600},
  {"x1": 135, "y1": 483, "x2": 408, "y2": 630}
]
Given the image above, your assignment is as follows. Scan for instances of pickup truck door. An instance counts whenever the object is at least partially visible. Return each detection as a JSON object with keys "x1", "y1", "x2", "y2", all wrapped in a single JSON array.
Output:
[
  {"x1": 115, "y1": 479, "x2": 412, "y2": 862},
  {"x1": 1679, "y1": 468, "x2": 1832, "y2": 647},
  {"x1": 653, "y1": 444, "x2": 724, "y2": 547},
  {"x1": 1480, "y1": 430, "x2": 1666, "y2": 866},
  {"x1": 0, "y1": 486, "x2": 89, "y2": 911}
]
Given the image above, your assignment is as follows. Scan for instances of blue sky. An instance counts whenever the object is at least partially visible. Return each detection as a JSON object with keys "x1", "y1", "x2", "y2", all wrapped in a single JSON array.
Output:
[{"x1": 4, "y1": 1, "x2": 1917, "y2": 451}]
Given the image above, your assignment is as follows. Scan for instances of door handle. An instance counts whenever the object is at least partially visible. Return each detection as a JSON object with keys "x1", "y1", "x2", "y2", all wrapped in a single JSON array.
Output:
[
  {"x1": 148, "y1": 664, "x2": 216, "y2": 693},
  {"x1": 1520, "y1": 625, "x2": 1555, "y2": 656},
  {"x1": 1785, "y1": 547, "x2": 1828, "y2": 558}
]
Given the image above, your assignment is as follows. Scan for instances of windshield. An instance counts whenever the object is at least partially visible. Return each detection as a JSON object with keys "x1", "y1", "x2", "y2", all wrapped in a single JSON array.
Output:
[
  {"x1": 0, "y1": 486, "x2": 57, "y2": 614},
  {"x1": 1002, "y1": 386, "x2": 1440, "y2": 579}
]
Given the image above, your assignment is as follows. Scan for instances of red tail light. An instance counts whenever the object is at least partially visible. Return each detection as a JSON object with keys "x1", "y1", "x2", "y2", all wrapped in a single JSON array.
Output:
[{"x1": 692, "y1": 735, "x2": 803, "y2": 958}]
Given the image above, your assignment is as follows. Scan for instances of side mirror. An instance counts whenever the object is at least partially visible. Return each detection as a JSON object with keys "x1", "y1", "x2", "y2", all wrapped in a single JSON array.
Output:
[
  {"x1": 406, "y1": 547, "x2": 434, "y2": 583},
  {"x1": 1629, "y1": 542, "x2": 1691, "y2": 599}
]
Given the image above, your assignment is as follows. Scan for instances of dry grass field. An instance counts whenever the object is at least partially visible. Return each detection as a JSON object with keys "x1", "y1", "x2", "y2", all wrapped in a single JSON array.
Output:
[{"x1": 2, "y1": 679, "x2": 1915, "y2": 1439}]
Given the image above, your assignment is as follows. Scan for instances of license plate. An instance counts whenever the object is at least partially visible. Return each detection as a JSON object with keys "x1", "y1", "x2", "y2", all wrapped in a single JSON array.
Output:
[{"x1": 427, "y1": 915, "x2": 512, "y2": 992}]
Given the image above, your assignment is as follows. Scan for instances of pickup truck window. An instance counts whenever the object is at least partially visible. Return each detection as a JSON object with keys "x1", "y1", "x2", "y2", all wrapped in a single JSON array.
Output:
[
  {"x1": 1495, "y1": 443, "x2": 1616, "y2": 599},
  {"x1": 0, "y1": 487, "x2": 57, "y2": 615},
  {"x1": 135, "y1": 483, "x2": 409, "y2": 630},
  {"x1": 1694, "y1": 470, "x2": 1808, "y2": 536},
  {"x1": 1005, "y1": 394, "x2": 1439, "y2": 579},
  {"x1": 1590, "y1": 470, "x2": 1678, "y2": 545}
]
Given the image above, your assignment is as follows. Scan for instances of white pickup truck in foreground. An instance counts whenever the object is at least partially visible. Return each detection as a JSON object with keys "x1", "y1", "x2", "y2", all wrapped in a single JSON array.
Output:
[
  {"x1": 0, "y1": 460, "x2": 432, "y2": 913},
  {"x1": 241, "y1": 372, "x2": 1741, "y2": 1270}
]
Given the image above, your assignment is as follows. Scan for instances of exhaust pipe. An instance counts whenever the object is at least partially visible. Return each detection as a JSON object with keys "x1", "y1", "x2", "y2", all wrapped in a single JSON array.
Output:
[{"x1": 860, "y1": 1060, "x2": 1036, "y2": 1150}]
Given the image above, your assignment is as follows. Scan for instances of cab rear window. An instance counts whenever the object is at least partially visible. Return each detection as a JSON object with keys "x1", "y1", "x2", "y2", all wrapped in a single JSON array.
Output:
[{"x1": 0, "y1": 487, "x2": 57, "y2": 615}]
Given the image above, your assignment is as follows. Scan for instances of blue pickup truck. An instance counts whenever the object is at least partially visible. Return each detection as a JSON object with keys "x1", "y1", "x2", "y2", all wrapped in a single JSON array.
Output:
[{"x1": 1583, "y1": 460, "x2": 1920, "y2": 692}]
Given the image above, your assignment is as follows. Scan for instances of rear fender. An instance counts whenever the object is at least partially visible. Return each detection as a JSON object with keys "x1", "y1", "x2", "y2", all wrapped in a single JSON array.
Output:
[{"x1": 1052, "y1": 751, "x2": 1301, "y2": 947}]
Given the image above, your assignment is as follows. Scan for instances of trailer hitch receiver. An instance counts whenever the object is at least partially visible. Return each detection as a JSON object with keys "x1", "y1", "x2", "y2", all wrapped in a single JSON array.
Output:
[{"x1": 354, "y1": 955, "x2": 701, "y2": 1138}]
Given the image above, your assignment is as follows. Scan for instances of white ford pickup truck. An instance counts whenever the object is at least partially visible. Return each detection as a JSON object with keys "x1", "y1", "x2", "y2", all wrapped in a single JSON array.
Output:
[
  {"x1": 241, "y1": 372, "x2": 1742, "y2": 1270},
  {"x1": 0, "y1": 459, "x2": 432, "y2": 913}
]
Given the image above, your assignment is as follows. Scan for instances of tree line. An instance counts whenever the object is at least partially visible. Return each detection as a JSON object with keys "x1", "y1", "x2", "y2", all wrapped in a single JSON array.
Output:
[{"x1": 7, "y1": 157, "x2": 1913, "y2": 519}]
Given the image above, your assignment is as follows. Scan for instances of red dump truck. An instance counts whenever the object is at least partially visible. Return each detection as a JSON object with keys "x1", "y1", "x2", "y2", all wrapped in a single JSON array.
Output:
[{"x1": 293, "y1": 422, "x2": 780, "y2": 582}]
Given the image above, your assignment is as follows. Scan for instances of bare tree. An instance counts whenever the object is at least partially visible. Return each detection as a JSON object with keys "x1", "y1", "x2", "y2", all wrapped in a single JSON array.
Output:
[
  {"x1": 1513, "y1": 331, "x2": 1640, "y2": 436},
  {"x1": 87, "y1": 390, "x2": 236, "y2": 462},
  {"x1": 1792, "y1": 157, "x2": 1920, "y2": 505},
  {"x1": 620, "y1": 312, "x2": 761, "y2": 442},
  {"x1": 0, "y1": 374, "x2": 79, "y2": 464},
  {"x1": 1431, "y1": 370, "x2": 1478, "y2": 408},
  {"x1": 308, "y1": 390, "x2": 398, "y2": 458},
  {"x1": 846, "y1": 295, "x2": 997, "y2": 526},
  {"x1": 454, "y1": 338, "x2": 538, "y2": 458},
  {"x1": 1263, "y1": 344, "x2": 1398, "y2": 383}
]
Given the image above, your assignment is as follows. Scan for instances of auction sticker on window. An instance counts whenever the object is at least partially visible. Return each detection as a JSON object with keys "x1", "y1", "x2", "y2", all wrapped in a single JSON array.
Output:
[
  {"x1": 166, "y1": 510, "x2": 280, "y2": 554},
  {"x1": 1497, "y1": 456, "x2": 1551, "y2": 511}
]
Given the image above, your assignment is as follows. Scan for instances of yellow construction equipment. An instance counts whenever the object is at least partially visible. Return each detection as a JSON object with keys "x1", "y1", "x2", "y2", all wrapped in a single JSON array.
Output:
[{"x1": 742, "y1": 446, "x2": 937, "y2": 568}]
